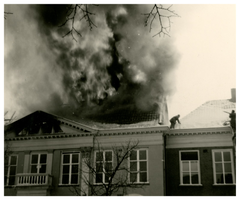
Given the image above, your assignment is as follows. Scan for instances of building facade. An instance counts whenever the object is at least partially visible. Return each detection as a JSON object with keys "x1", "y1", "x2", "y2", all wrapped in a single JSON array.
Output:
[
  {"x1": 4, "y1": 111, "x2": 168, "y2": 196},
  {"x1": 165, "y1": 127, "x2": 236, "y2": 196},
  {"x1": 4, "y1": 109, "x2": 236, "y2": 196}
]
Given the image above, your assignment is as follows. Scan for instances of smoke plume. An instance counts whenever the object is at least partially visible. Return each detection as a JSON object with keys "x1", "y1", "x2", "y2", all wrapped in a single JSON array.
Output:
[{"x1": 4, "y1": 4, "x2": 180, "y2": 122}]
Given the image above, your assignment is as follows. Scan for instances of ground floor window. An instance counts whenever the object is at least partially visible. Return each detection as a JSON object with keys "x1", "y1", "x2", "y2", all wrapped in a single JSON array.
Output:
[
  {"x1": 60, "y1": 152, "x2": 80, "y2": 185},
  {"x1": 95, "y1": 150, "x2": 113, "y2": 184},
  {"x1": 129, "y1": 149, "x2": 148, "y2": 183},
  {"x1": 212, "y1": 149, "x2": 235, "y2": 185},
  {"x1": 179, "y1": 150, "x2": 201, "y2": 185},
  {"x1": 4, "y1": 155, "x2": 18, "y2": 186}
]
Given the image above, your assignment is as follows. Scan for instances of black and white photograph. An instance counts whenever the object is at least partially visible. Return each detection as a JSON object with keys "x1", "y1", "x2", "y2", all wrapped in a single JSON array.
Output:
[{"x1": 3, "y1": 2, "x2": 236, "y2": 196}]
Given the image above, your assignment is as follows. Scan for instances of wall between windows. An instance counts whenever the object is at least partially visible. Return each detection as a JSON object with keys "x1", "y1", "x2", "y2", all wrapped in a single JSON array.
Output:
[{"x1": 165, "y1": 147, "x2": 236, "y2": 196}]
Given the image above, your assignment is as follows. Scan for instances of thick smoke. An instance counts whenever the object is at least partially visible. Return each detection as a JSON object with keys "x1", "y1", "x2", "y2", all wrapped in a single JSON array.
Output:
[{"x1": 4, "y1": 5, "x2": 179, "y2": 121}]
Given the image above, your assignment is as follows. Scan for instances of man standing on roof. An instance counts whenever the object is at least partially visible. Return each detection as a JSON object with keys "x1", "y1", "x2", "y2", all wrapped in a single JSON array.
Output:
[
  {"x1": 229, "y1": 110, "x2": 236, "y2": 132},
  {"x1": 170, "y1": 114, "x2": 181, "y2": 129}
]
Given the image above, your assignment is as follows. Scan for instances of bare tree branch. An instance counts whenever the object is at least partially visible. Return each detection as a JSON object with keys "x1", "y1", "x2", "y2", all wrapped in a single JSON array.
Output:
[
  {"x1": 143, "y1": 4, "x2": 179, "y2": 37},
  {"x1": 75, "y1": 140, "x2": 145, "y2": 196},
  {"x1": 59, "y1": 4, "x2": 97, "y2": 41}
]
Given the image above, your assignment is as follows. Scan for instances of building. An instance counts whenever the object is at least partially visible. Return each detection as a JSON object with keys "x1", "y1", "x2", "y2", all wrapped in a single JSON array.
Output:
[
  {"x1": 165, "y1": 88, "x2": 236, "y2": 196},
  {"x1": 4, "y1": 110, "x2": 168, "y2": 196},
  {"x1": 4, "y1": 89, "x2": 236, "y2": 196},
  {"x1": 165, "y1": 126, "x2": 236, "y2": 196}
]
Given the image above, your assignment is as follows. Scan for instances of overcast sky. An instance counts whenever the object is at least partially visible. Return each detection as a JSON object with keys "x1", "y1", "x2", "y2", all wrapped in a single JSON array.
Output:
[
  {"x1": 167, "y1": 4, "x2": 236, "y2": 118},
  {"x1": 3, "y1": 2, "x2": 237, "y2": 122}
]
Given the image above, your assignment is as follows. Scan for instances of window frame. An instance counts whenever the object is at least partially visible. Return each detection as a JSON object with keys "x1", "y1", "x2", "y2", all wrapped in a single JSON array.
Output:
[
  {"x1": 94, "y1": 150, "x2": 113, "y2": 184},
  {"x1": 179, "y1": 150, "x2": 201, "y2": 186},
  {"x1": 30, "y1": 152, "x2": 48, "y2": 174},
  {"x1": 212, "y1": 149, "x2": 235, "y2": 185},
  {"x1": 5, "y1": 154, "x2": 18, "y2": 186},
  {"x1": 129, "y1": 148, "x2": 149, "y2": 184},
  {"x1": 59, "y1": 152, "x2": 81, "y2": 185}
]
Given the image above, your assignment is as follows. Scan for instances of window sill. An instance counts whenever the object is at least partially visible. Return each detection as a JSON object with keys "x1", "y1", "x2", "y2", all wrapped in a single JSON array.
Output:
[
  {"x1": 4, "y1": 185, "x2": 16, "y2": 188},
  {"x1": 58, "y1": 184, "x2": 79, "y2": 187},
  {"x1": 93, "y1": 182, "x2": 150, "y2": 186},
  {"x1": 179, "y1": 184, "x2": 203, "y2": 186},
  {"x1": 213, "y1": 184, "x2": 236, "y2": 186}
]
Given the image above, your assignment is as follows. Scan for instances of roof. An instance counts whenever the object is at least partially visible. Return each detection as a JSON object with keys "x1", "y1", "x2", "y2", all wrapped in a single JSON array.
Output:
[
  {"x1": 178, "y1": 99, "x2": 236, "y2": 129},
  {"x1": 4, "y1": 110, "x2": 169, "y2": 139}
]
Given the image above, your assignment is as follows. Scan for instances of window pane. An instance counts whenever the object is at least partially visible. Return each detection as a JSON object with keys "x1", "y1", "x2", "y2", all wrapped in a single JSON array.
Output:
[
  {"x1": 40, "y1": 154, "x2": 47, "y2": 164},
  {"x1": 223, "y1": 152, "x2": 231, "y2": 161},
  {"x1": 191, "y1": 173, "x2": 199, "y2": 184},
  {"x1": 130, "y1": 173, "x2": 137, "y2": 182},
  {"x1": 62, "y1": 175, "x2": 69, "y2": 184},
  {"x1": 183, "y1": 172, "x2": 190, "y2": 184},
  {"x1": 96, "y1": 152, "x2": 103, "y2": 162},
  {"x1": 4, "y1": 176, "x2": 7, "y2": 185},
  {"x1": 191, "y1": 161, "x2": 198, "y2": 172},
  {"x1": 215, "y1": 163, "x2": 223, "y2": 172},
  {"x1": 31, "y1": 165, "x2": 37, "y2": 173},
  {"x1": 216, "y1": 173, "x2": 224, "y2": 183},
  {"x1": 140, "y1": 172, "x2": 147, "y2": 182},
  {"x1": 105, "y1": 163, "x2": 112, "y2": 172},
  {"x1": 71, "y1": 174, "x2": 78, "y2": 184},
  {"x1": 10, "y1": 156, "x2": 17, "y2": 165},
  {"x1": 215, "y1": 152, "x2": 222, "y2": 162},
  {"x1": 130, "y1": 151, "x2": 137, "y2": 160},
  {"x1": 63, "y1": 165, "x2": 70, "y2": 174},
  {"x1": 225, "y1": 173, "x2": 233, "y2": 183},
  {"x1": 31, "y1": 155, "x2": 38, "y2": 164},
  {"x1": 181, "y1": 152, "x2": 198, "y2": 160},
  {"x1": 224, "y1": 163, "x2": 232, "y2": 172},
  {"x1": 9, "y1": 176, "x2": 15, "y2": 185},
  {"x1": 139, "y1": 150, "x2": 146, "y2": 160},
  {"x1": 105, "y1": 151, "x2": 112, "y2": 161},
  {"x1": 40, "y1": 164, "x2": 46, "y2": 173},
  {"x1": 105, "y1": 173, "x2": 111, "y2": 183},
  {"x1": 10, "y1": 166, "x2": 16, "y2": 175},
  {"x1": 63, "y1": 154, "x2": 70, "y2": 164},
  {"x1": 96, "y1": 163, "x2": 103, "y2": 173},
  {"x1": 72, "y1": 165, "x2": 79, "y2": 174},
  {"x1": 96, "y1": 173, "x2": 103, "y2": 183},
  {"x1": 130, "y1": 161, "x2": 137, "y2": 171},
  {"x1": 140, "y1": 161, "x2": 147, "y2": 171},
  {"x1": 182, "y1": 162, "x2": 189, "y2": 172},
  {"x1": 72, "y1": 154, "x2": 79, "y2": 163}
]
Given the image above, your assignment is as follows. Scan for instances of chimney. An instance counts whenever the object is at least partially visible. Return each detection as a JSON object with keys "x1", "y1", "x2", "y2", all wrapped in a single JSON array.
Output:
[{"x1": 230, "y1": 88, "x2": 236, "y2": 103}]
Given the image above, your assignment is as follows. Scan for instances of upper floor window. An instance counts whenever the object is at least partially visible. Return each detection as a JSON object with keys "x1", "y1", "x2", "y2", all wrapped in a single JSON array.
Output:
[
  {"x1": 212, "y1": 149, "x2": 235, "y2": 185},
  {"x1": 129, "y1": 149, "x2": 148, "y2": 183},
  {"x1": 60, "y1": 152, "x2": 80, "y2": 185},
  {"x1": 95, "y1": 150, "x2": 113, "y2": 184},
  {"x1": 179, "y1": 150, "x2": 201, "y2": 185},
  {"x1": 30, "y1": 153, "x2": 47, "y2": 174},
  {"x1": 4, "y1": 155, "x2": 18, "y2": 186}
]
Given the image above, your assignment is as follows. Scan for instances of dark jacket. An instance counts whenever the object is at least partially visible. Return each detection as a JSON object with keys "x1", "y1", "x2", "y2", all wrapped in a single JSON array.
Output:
[{"x1": 170, "y1": 116, "x2": 180, "y2": 124}]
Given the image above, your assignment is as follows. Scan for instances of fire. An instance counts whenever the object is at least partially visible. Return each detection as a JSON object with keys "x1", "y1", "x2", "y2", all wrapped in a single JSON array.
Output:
[{"x1": 5, "y1": 5, "x2": 180, "y2": 122}]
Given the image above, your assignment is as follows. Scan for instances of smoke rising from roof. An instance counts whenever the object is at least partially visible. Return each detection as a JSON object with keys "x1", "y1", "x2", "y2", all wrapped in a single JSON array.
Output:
[{"x1": 4, "y1": 4, "x2": 180, "y2": 122}]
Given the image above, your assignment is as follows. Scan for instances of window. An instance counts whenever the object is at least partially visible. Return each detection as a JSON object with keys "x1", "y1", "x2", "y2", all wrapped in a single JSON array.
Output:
[
  {"x1": 179, "y1": 150, "x2": 201, "y2": 185},
  {"x1": 95, "y1": 150, "x2": 113, "y2": 184},
  {"x1": 60, "y1": 152, "x2": 80, "y2": 185},
  {"x1": 4, "y1": 155, "x2": 18, "y2": 186},
  {"x1": 212, "y1": 149, "x2": 235, "y2": 185},
  {"x1": 30, "y1": 153, "x2": 47, "y2": 174},
  {"x1": 129, "y1": 149, "x2": 148, "y2": 183}
]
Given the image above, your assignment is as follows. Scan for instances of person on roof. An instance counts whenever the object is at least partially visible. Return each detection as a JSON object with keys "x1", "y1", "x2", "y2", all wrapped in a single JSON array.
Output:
[
  {"x1": 170, "y1": 114, "x2": 181, "y2": 129},
  {"x1": 229, "y1": 110, "x2": 236, "y2": 131}
]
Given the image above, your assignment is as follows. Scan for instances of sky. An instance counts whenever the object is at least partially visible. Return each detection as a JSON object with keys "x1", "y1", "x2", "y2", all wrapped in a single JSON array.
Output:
[{"x1": 3, "y1": 2, "x2": 237, "y2": 122}]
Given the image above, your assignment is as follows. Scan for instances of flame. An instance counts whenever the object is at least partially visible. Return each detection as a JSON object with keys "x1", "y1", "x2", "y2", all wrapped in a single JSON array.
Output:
[{"x1": 4, "y1": 5, "x2": 180, "y2": 121}]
